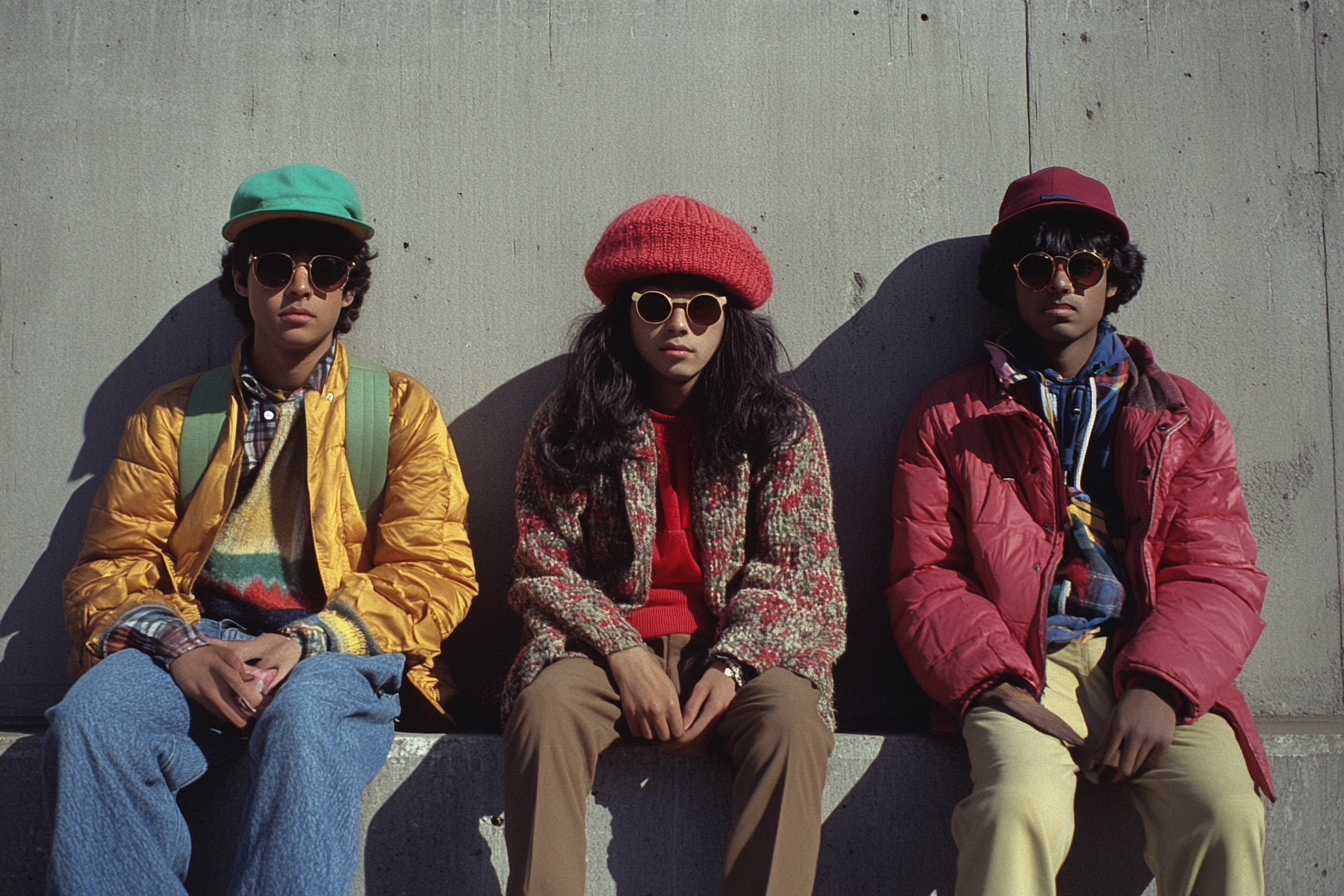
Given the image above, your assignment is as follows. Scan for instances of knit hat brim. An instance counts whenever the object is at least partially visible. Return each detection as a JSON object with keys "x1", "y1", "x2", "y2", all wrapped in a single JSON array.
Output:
[{"x1": 584, "y1": 195, "x2": 772, "y2": 309}]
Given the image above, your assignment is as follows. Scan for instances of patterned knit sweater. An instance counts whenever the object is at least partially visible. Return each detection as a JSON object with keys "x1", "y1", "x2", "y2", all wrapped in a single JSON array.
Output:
[
  {"x1": 191, "y1": 388, "x2": 376, "y2": 657},
  {"x1": 503, "y1": 395, "x2": 847, "y2": 727}
]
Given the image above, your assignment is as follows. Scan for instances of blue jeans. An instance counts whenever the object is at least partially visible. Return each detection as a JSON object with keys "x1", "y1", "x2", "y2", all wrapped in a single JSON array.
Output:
[{"x1": 42, "y1": 620, "x2": 403, "y2": 896}]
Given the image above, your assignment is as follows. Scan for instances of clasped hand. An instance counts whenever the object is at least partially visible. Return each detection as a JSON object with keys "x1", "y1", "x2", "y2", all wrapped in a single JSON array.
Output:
[
  {"x1": 607, "y1": 645, "x2": 739, "y2": 755},
  {"x1": 972, "y1": 678, "x2": 1177, "y2": 783},
  {"x1": 168, "y1": 633, "x2": 302, "y2": 728}
]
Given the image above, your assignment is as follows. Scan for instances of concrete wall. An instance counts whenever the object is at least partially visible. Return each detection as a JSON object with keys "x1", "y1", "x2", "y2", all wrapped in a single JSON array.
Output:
[{"x1": 1, "y1": 0, "x2": 1340, "y2": 735}]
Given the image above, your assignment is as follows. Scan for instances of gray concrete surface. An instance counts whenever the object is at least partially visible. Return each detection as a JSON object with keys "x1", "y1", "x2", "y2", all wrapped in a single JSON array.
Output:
[
  {"x1": 2, "y1": 725, "x2": 1341, "y2": 895},
  {"x1": 1, "y1": 0, "x2": 1342, "y2": 888},
  {"x1": 3, "y1": 0, "x2": 1341, "y2": 732}
]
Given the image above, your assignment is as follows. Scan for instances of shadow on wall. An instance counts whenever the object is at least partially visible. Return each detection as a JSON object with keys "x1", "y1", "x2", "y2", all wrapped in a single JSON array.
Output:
[
  {"x1": 0, "y1": 284, "x2": 242, "y2": 723},
  {"x1": 439, "y1": 357, "x2": 568, "y2": 732},
  {"x1": 792, "y1": 235, "x2": 1009, "y2": 732}
]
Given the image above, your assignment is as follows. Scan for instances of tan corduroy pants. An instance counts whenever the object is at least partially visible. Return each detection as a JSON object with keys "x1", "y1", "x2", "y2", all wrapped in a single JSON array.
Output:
[
  {"x1": 503, "y1": 634, "x2": 833, "y2": 896},
  {"x1": 954, "y1": 637, "x2": 1266, "y2": 896}
]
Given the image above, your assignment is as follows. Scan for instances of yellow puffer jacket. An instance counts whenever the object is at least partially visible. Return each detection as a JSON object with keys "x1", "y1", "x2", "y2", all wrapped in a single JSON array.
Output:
[{"x1": 63, "y1": 340, "x2": 478, "y2": 714}]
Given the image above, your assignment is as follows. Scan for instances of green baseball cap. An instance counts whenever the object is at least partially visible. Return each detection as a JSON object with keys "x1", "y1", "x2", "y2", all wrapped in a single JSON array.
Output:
[{"x1": 222, "y1": 163, "x2": 374, "y2": 241}]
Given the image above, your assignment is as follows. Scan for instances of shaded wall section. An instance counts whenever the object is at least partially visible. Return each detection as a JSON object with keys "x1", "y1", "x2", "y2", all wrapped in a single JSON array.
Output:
[{"x1": 0, "y1": 1, "x2": 1340, "y2": 728}]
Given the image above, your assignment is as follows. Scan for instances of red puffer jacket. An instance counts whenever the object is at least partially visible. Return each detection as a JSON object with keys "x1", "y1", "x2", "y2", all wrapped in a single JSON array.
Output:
[{"x1": 886, "y1": 335, "x2": 1273, "y2": 798}]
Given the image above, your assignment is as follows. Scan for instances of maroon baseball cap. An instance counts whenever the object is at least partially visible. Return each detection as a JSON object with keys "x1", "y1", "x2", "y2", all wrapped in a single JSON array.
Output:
[{"x1": 991, "y1": 166, "x2": 1129, "y2": 243}]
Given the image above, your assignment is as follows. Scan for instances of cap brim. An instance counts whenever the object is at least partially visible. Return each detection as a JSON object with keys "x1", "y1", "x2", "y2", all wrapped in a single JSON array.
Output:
[
  {"x1": 991, "y1": 200, "x2": 1128, "y2": 244},
  {"x1": 222, "y1": 209, "x2": 373, "y2": 242}
]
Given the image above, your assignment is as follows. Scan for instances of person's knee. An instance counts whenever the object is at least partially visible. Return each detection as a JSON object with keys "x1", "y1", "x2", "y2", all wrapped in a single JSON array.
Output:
[
  {"x1": 956, "y1": 780, "x2": 1074, "y2": 848},
  {"x1": 44, "y1": 694, "x2": 100, "y2": 754},
  {"x1": 508, "y1": 659, "x2": 610, "y2": 733},
  {"x1": 47, "y1": 651, "x2": 167, "y2": 744},
  {"x1": 506, "y1": 674, "x2": 588, "y2": 745},
  {"x1": 728, "y1": 671, "x2": 832, "y2": 763},
  {"x1": 750, "y1": 704, "x2": 829, "y2": 757},
  {"x1": 1195, "y1": 788, "x2": 1266, "y2": 844},
  {"x1": 257, "y1": 655, "x2": 393, "y2": 744},
  {"x1": 254, "y1": 689, "x2": 327, "y2": 745}
]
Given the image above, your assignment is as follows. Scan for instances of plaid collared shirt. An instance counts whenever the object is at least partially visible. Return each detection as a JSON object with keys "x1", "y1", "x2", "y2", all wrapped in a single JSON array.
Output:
[
  {"x1": 100, "y1": 340, "x2": 339, "y2": 663},
  {"x1": 238, "y1": 341, "x2": 337, "y2": 477}
]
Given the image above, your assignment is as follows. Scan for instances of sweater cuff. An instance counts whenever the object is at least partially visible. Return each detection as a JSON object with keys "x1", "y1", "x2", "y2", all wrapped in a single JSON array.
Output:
[
  {"x1": 594, "y1": 623, "x2": 647, "y2": 657},
  {"x1": 280, "y1": 598, "x2": 381, "y2": 658}
]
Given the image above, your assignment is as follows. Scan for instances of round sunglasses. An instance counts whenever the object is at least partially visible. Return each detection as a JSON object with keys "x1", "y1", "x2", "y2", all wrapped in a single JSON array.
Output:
[
  {"x1": 1013, "y1": 250, "x2": 1110, "y2": 291},
  {"x1": 631, "y1": 290, "x2": 728, "y2": 327},
  {"x1": 248, "y1": 252, "x2": 355, "y2": 293}
]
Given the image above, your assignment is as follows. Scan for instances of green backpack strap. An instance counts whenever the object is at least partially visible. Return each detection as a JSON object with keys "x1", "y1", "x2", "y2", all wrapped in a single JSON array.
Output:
[
  {"x1": 180, "y1": 357, "x2": 390, "y2": 526},
  {"x1": 344, "y1": 356, "x2": 390, "y2": 526},
  {"x1": 179, "y1": 364, "x2": 234, "y2": 510}
]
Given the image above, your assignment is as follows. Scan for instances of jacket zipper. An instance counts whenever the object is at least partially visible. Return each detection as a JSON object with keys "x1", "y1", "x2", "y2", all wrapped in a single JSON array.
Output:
[{"x1": 1036, "y1": 414, "x2": 1071, "y2": 700}]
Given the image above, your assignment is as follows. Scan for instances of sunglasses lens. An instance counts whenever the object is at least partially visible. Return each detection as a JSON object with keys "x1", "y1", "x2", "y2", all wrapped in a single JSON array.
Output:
[
  {"x1": 687, "y1": 294, "x2": 724, "y2": 327},
  {"x1": 253, "y1": 254, "x2": 294, "y2": 289},
  {"x1": 1016, "y1": 254, "x2": 1054, "y2": 290},
  {"x1": 310, "y1": 256, "x2": 351, "y2": 292},
  {"x1": 635, "y1": 292, "x2": 673, "y2": 324},
  {"x1": 1067, "y1": 253, "x2": 1106, "y2": 288}
]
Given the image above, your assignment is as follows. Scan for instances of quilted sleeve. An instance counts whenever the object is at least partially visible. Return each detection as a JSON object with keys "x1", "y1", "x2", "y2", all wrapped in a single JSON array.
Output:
[
  {"x1": 1113, "y1": 398, "x2": 1267, "y2": 720},
  {"x1": 885, "y1": 388, "x2": 1038, "y2": 719}
]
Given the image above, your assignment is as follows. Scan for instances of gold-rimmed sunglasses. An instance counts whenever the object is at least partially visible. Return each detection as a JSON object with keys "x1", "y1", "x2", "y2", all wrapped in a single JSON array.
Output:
[
  {"x1": 1013, "y1": 250, "x2": 1110, "y2": 291},
  {"x1": 248, "y1": 253, "x2": 355, "y2": 293},
  {"x1": 631, "y1": 290, "x2": 728, "y2": 327}
]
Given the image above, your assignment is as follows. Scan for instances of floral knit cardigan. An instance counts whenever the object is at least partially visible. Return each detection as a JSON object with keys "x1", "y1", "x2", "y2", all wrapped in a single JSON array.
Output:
[{"x1": 503, "y1": 396, "x2": 847, "y2": 728}]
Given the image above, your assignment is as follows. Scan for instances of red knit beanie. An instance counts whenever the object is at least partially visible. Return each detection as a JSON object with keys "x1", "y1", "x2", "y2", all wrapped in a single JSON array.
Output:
[{"x1": 583, "y1": 194, "x2": 773, "y2": 309}]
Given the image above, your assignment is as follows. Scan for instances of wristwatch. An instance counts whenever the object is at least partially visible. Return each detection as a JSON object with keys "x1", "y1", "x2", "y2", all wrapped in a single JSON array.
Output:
[{"x1": 709, "y1": 653, "x2": 747, "y2": 688}]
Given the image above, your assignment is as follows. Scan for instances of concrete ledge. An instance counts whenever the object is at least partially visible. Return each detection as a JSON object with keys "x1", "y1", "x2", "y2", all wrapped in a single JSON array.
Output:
[{"x1": 3, "y1": 724, "x2": 1341, "y2": 895}]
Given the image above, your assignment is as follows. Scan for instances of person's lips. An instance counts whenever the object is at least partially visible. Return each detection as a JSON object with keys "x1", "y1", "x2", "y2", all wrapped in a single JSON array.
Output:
[
  {"x1": 1042, "y1": 301, "x2": 1077, "y2": 318},
  {"x1": 280, "y1": 307, "x2": 316, "y2": 323},
  {"x1": 660, "y1": 344, "x2": 693, "y2": 358}
]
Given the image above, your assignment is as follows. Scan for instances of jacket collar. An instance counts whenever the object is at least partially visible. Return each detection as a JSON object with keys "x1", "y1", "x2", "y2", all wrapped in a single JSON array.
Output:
[
  {"x1": 230, "y1": 336, "x2": 346, "y2": 399},
  {"x1": 984, "y1": 324, "x2": 1187, "y2": 416},
  {"x1": 1116, "y1": 334, "x2": 1187, "y2": 415}
]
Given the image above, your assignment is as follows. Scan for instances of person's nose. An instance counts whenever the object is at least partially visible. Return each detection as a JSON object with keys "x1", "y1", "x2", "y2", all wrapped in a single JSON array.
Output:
[
  {"x1": 287, "y1": 261, "x2": 313, "y2": 297},
  {"x1": 1047, "y1": 259, "x2": 1074, "y2": 294},
  {"x1": 665, "y1": 305, "x2": 691, "y2": 333}
]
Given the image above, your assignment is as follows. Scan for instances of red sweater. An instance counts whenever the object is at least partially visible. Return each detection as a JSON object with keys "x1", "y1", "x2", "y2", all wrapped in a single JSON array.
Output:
[{"x1": 627, "y1": 410, "x2": 716, "y2": 639}]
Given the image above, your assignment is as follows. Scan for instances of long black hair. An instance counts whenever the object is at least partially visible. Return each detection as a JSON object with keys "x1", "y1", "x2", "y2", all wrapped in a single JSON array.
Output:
[
  {"x1": 535, "y1": 290, "x2": 807, "y2": 490},
  {"x1": 219, "y1": 219, "x2": 376, "y2": 335},
  {"x1": 978, "y1": 210, "x2": 1146, "y2": 317}
]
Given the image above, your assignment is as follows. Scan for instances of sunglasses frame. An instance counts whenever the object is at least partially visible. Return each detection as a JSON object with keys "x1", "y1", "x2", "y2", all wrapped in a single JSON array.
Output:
[
  {"x1": 1013, "y1": 249, "x2": 1111, "y2": 291},
  {"x1": 631, "y1": 290, "x2": 728, "y2": 327},
  {"x1": 248, "y1": 252, "x2": 356, "y2": 293}
]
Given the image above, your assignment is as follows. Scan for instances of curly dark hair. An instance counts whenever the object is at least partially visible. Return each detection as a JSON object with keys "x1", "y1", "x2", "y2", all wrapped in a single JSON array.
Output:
[
  {"x1": 219, "y1": 219, "x2": 376, "y2": 335},
  {"x1": 978, "y1": 210, "x2": 1146, "y2": 317},
  {"x1": 534, "y1": 287, "x2": 808, "y2": 490}
]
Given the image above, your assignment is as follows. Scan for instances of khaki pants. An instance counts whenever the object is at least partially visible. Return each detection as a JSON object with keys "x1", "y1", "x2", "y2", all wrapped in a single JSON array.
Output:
[
  {"x1": 954, "y1": 637, "x2": 1266, "y2": 896},
  {"x1": 503, "y1": 635, "x2": 834, "y2": 896}
]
